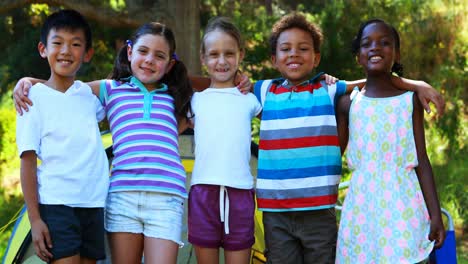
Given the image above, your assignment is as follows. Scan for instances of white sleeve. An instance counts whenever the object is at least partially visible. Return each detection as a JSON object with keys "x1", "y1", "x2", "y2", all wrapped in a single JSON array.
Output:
[
  {"x1": 16, "y1": 104, "x2": 41, "y2": 157},
  {"x1": 250, "y1": 94, "x2": 262, "y2": 117},
  {"x1": 94, "y1": 97, "x2": 105, "y2": 122}
]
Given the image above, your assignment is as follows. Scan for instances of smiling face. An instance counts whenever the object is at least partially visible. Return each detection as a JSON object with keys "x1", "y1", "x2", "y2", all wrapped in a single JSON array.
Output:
[
  {"x1": 128, "y1": 34, "x2": 175, "y2": 91},
  {"x1": 272, "y1": 27, "x2": 320, "y2": 85},
  {"x1": 39, "y1": 28, "x2": 92, "y2": 83},
  {"x1": 201, "y1": 30, "x2": 244, "y2": 88},
  {"x1": 357, "y1": 22, "x2": 400, "y2": 75}
]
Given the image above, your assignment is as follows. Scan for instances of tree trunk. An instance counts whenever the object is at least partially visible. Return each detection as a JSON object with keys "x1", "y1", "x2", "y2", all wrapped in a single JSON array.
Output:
[
  {"x1": 265, "y1": 0, "x2": 272, "y2": 15},
  {"x1": 169, "y1": 0, "x2": 201, "y2": 75}
]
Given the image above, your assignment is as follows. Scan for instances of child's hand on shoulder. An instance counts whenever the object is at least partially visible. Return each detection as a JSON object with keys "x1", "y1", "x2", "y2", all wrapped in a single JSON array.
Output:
[
  {"x1": 13, "y1": 77, "x2": 34, "y2": 115},
  {"x1": 429, "y1": 215, "x2": 446, "y2": 249},
  {"x1": 320, "y1": 73, "x2": 339, "y2": 85},
  {"x1": 415, "y1": 81, "x2": 446, "y2": 116},
  {"x1": 235, "y1": 70, "x2": 252, "y2": 94}
]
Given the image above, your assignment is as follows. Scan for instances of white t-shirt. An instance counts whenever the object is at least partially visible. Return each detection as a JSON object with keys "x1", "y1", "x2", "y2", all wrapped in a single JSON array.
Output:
[
  {"x1": 16, "y1": 81, "x2": 109, "y2": 207},
  {"x1": 190, "y1": 88, "x2": 262, "y2": 189}
]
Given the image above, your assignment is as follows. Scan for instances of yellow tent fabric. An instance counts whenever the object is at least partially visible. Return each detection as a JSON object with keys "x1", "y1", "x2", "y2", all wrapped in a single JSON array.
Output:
[{"x1": 2, "y1": 207, "x2": 32, "y2": 264}]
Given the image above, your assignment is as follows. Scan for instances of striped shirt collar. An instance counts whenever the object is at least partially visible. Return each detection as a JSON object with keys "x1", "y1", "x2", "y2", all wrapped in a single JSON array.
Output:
[
  {"x1": 126, "y1": 76, "x2": 168, "y2": 93},
  {"x1": 279, "y1": 71, "x2": 325, "y2": 88}
]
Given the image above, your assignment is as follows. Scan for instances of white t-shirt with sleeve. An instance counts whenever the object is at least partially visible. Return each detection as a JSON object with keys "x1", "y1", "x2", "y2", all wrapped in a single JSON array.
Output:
[
  {"x1": 190, "y1": 88, "x2": 262, "y2": 189},
  {"x1": 16, "y1": 81, "x2": 109, "y2": 207}
]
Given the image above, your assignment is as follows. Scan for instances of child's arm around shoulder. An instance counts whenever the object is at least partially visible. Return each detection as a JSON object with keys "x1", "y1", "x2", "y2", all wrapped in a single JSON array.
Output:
[
  {"x1": 336, "y1": 93, "x2": 352, "y2": 155},
  {"x1": 13, "y1": 77, "x2": 45, "y2": 115},
  {"x1": 13, "y1": 78, "x2": 104, "y2": 115},
  {"x1": 412, "y1": 94, "x2": 446, "y2": 249},
  {"x1": 342, "y1": 77, "x2": 445, "y2": 116},
  {"x1": 177, "y1": 92, "x2": 196, "y2": 134},
  {"x1": 86, "y1": 80, "x2": 104, "y2": 97},
  {"x1": 20, "y1": 151, "x2": 53, "y2": 262},
  {"x1": 396, "y1": 77, "x2": 445, "y2": 115},
  {"x1": 189, "y1": 72, "x2": 252, "y2": 93}
]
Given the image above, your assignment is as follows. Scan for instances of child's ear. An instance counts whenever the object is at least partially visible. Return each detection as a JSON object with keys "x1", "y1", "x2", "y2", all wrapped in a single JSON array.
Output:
[
  {"x1": 166, "y1": 58, "x2": 176, "y2": 74},
  {"x1": 271, "y1": 55, "x2": 277, "y2": 68},
  {"x1": 239, "y1": 50, "x2": 245, "y2": 62},
  {"x1": 313, "y1": 53, "x2": 321, "y2": 67},
  {"x1": 83, "y1": 48, "x2": 94, "y2": 63},
  {"x1": 38, "y1": 42, "x2": 47, "y2": 58},
  {"x1": 127, "y1": 44, "x2": 133, "y2": 62}
]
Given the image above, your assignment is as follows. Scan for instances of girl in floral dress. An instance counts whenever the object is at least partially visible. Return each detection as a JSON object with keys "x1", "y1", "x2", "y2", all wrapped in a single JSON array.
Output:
[{"x1": 335, "y1": 19, "x2": 445, "y2": 263}]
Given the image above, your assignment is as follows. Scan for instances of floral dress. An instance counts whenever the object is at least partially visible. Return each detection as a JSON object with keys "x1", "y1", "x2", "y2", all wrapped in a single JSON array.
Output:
[{"x1": 336, "y1": 91, "x2": 434, "y2": 264}]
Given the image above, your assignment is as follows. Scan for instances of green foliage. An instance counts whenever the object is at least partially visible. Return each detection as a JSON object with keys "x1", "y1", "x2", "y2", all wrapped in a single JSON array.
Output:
[
  {"x1": 0, "y1": 89, "x2": 20, "y2": 183},
  {"x1": 0, "y1": 87, "x2": 22, "y2": 258}
]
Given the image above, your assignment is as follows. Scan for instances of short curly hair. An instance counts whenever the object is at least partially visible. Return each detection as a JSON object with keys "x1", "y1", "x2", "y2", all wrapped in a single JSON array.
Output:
[{"x1": 269, "y1": 13, "x2": 323, "y2": 55}]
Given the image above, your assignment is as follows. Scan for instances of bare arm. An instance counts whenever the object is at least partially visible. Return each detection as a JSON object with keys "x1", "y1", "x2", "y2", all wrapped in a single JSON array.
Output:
[
  {"x1": 336, "y1": 95, "x2": 351, "y2": 155},
  {"x1": 13, "y1": 78, "x2": 45, "y2": 114},
  {"x1": 189, "y1": 73, "x2": 252, "y2": 93},
  {"x1": 20, "y1": 151, "x2": 53, "y2": 262},
  {"x1": 177, "y1": 116, "x2": 193, "y2": 135},
  {"x1": 14, "y1": 78, "x2": 103, "y2": 114},
  {"x1": 189, "y1": 75, "x2": 211, "y2": 92},
  {"x1": 343, "y1": 77, "x2": 445, "y2": 116},
  {"x1": 345, "y1": 79, "x2": 366, "y2": 94},
  {"x1": 412, "y1": 95, "x2": 445, "y2": 249},
  {"x1": 86, "y1": 80, "x2": 102, "y2": 96},
  {"x1": 393, "y1": 77, "x2": 445, "y2": 115}
]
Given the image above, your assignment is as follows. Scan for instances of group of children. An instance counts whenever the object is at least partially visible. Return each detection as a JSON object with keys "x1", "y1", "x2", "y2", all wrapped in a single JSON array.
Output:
[{"x1": 14, "y1": 8, "x2": 446, "y2": 264}]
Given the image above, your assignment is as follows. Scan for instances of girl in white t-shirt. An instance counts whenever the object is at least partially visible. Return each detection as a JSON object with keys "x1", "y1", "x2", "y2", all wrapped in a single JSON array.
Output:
[{"x1": 188, "y1": 16, "x2": 262, "y2": 264}]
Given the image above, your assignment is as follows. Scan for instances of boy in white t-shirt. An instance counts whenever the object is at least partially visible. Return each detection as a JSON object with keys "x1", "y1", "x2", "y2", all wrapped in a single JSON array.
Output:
[{"x1": 16, "y1": 9, "x2": 109, "y2": 264}]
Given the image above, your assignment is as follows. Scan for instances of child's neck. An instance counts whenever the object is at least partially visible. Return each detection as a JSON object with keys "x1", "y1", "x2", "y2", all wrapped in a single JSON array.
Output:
[
  {"x1": 364, "y1": 73, "x2": 401, "y2": 97},
  {"x1": 209, "y1": 80, "x2": 235, "y2": 89},
  {"x1": 141, "y1": 80, "x2": 164, "y2": 92},
  {"x1": 45, "y1": 75, "x2": 75, "y2": 93}
]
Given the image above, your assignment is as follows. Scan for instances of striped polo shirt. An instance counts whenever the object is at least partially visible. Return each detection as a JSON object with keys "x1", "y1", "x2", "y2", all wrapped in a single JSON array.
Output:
[
  {"x1": 99, "y1": 77, "x2": 187, "y2": 198},
  {"x1": 254, "y1": 75, "x2": 346, "y2": 211}
]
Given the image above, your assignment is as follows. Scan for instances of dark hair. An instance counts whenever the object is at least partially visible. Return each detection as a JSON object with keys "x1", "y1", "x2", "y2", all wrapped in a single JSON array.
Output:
[
  {"x1": 40, "y1": 9, "x2": 92, "y2": 51},
  {"x1": 351, "y1": 19, "x2": 404, "y2": 76},
  {"x1": 201, "y1": 16, "x2": 244, "y2": 54},
  {"x1": 269, "y1": 13, "x2": 323, "y2": 55},
  {"x1": 110, "y1": 22, "x2": 192, "y2": 119}
]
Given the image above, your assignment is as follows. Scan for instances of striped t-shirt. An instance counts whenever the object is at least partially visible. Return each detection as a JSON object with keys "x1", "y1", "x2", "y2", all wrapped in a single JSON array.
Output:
[
  {"x1": 99, "y1": 77, "x2": 187, "y2": 198},
  {"x1": 254, "y1": 76, "x2": 346, "y2": 211}
]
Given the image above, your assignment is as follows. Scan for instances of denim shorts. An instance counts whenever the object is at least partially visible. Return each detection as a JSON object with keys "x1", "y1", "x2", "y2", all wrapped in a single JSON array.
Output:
[
  {"x1": 188, "y1": 184, "x2": 255, "y2": 250},
  {"x1": 39, "y1": 204, "x2": 105, "y2": 261},
  {"x1": 104, "y1": 191, "x2": 185, "y2": 246}
]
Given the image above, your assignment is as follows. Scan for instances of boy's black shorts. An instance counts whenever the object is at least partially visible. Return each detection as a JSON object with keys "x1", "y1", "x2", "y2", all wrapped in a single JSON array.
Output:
[
  {"x1": 39, "y1": 204, "x2": 105, "y2": 261},
  {"x1": 263, "y1": 209, "x2": 337, "y2": 264}
]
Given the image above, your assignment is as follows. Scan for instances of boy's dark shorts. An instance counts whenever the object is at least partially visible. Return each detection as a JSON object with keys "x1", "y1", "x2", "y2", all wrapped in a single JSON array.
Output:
[
  {"x1": 39, "y1": 204, "x2": 105, "y2": 261},
  {"x1": 263, "y1": 208, "x2": 337, "y2": 264}
]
